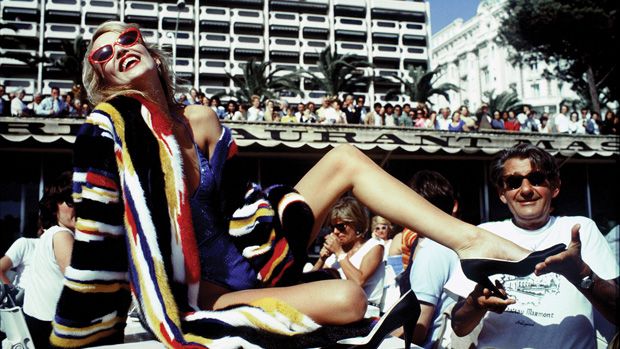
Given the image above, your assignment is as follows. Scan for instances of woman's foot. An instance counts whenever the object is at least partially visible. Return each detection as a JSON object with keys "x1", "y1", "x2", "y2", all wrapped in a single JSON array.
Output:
[{"x1": 455, "y1": 227, "x2": 531, "y2": 262}]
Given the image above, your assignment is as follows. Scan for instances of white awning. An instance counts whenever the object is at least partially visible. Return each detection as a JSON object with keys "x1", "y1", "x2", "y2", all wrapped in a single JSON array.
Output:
[{"x1": 1, "y1": 117, "x2": 618, "y2": 158}]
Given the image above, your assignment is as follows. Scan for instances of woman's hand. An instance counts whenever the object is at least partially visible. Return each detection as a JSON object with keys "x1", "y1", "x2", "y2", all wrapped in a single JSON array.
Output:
[
  {"x1": 324, "y1": 233, "x2": 344, "y2": 255},
  {"x1": 319, "y1": 246, "x2": 332, "y2": 261}
]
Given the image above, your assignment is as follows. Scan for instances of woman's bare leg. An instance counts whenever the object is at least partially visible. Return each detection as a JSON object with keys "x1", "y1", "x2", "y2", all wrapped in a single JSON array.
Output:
[
  {"x1": 202, "y1": 279, "x2": 367, "y2": 325},
  {"x1": 295, "y1": 144, "x2": 529, "y2": 261}
]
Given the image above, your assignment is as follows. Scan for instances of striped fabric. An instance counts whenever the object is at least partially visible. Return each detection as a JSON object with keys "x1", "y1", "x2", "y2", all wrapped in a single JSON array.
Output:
[
  {"x1": 50, "y1": 96, "x2": 369, "y2": 348},
  {"x1": 400, "y1": 228, "x2": 419, "y2": 270}
]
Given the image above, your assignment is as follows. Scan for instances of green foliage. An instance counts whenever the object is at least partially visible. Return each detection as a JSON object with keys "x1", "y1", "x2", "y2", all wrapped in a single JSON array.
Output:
[
  {"x1": 483, "y1": 89, "x2": 522, "y2": 113},
  {"x1": 385, "y1": 66, "x2": 459, "y2": 106},
  {"x1": 299, "y1": 47, "x2": 373, "y2": 100},
  {"x1": 224, "y1": 59, "x2": 304, "y2": 103},
  {"x1": 498, "y1": 0, "x2": 618, "y2": 109}
]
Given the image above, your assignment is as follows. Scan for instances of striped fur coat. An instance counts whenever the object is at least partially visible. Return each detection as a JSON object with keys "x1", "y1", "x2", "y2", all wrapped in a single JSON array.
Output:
[{"x1": 51, "y1": 96, "x2": 369, "y2": 348}]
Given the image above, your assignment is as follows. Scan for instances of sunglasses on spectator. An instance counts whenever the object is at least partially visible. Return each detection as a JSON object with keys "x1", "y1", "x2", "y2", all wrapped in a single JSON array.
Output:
[
  {"x1": 503, "y1": 171, "x2": 547, "y2": 190},
  {"x1": 88, "y1": 27, "x2": 142, "y2": 65},
  {"x1": 374, "y1": 225, "x2": 388, "y2": 231},
  {"x1": 330, "y1": 222, "x2": 351, "y2": 232}
]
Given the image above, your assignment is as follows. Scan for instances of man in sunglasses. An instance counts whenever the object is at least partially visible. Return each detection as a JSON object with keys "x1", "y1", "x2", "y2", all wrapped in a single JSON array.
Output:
[{"x1": 446, "y1": 143, "x2": 618, "y2": 348}]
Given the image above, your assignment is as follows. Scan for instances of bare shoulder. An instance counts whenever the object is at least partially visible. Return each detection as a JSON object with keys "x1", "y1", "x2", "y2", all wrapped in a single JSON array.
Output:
[{"x1": 183, "y1": 105, "x2": 222, "y2": 143}]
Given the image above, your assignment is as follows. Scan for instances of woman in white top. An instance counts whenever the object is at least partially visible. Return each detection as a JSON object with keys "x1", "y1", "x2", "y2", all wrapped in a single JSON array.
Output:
[
  {"x1": 23, "y1": 172, "x2": 75, "y2": 349},
  {"x1": 312, "y1": 197, "x2": 384, "y2": 317}
]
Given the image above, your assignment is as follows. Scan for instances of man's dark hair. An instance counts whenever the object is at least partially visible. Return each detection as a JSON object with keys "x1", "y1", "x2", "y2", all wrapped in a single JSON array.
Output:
[
  {"x1": 39, "y1": 171, "x2": 73, "y2": 230},
  {"x1": 408, "y1": 170, "x2": 455, "y2": 215},
  {"x1": 490, "y1": 143, "x2": 560, "y2": 192},
  {"x1": 373, "y1": 102, "x2": 382, "y2": 109}
]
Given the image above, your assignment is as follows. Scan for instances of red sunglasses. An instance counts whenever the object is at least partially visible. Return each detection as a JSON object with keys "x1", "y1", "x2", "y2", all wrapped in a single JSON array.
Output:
[{"x1": 88, "y1": 27, "x2": 142, "y2": 65}]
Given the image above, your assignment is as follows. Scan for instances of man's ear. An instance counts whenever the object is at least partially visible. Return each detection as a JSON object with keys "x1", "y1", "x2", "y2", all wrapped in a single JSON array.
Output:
[{"x1": 499, "y1": 190, "x2": 507, "y2": 204}]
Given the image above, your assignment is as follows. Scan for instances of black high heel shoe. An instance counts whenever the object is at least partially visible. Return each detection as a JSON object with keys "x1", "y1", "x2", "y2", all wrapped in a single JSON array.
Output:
[
  {"x1": 460, "y1": 243, "x2": 566, "y2": 299},
  {"x1": 337, "y1": 289, "x2": 420, "y2": 349}
]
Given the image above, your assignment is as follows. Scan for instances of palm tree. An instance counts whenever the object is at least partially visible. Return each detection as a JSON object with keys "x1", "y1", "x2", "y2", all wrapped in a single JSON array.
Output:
[
  {"x1": 483, "y1": 89, "x2": 522, "y2": 113},
  {"x1": 385, "y1": 67, "x2": 458, "y2": 107},
  {"x1": 223, "y1": 59, "x2": 304, "y2": 103},
  {"x1": 299, "y1": 47, "x2": 373, "y2": 100}
]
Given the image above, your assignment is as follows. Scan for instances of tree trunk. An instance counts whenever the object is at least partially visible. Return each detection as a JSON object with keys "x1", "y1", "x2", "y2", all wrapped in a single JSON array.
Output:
[{"x1": 586, "y1": 65, "x2": 600, "y2": 114}]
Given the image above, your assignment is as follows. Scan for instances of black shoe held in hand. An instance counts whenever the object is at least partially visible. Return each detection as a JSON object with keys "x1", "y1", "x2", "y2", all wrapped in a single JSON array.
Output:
[{"x1": 460, "y1": 243, "x2": 567, "y2": 299}]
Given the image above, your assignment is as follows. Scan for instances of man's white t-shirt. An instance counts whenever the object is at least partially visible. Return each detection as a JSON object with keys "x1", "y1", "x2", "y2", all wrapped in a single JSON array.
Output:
[
  {"x1": 23, "y1": 225, "x2": 74, "y2": 321},
  {"x1": 554, "y1": 113, "x2": 570, "y2": 133},
  {"x1": 446, "y1": 216, "x2": 619, "y2": 349},
  {"x1": 5, "y1": 237, "x2": 38, "y2": 289}
]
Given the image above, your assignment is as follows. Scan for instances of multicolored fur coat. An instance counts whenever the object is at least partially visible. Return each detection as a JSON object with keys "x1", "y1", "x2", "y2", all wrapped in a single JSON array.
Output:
[{"x1": 51, "y1": 96, "x2": 370, "y2": 348}]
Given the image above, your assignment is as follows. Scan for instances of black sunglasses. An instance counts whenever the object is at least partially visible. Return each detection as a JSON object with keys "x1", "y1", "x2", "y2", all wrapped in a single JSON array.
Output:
[
  {"x1": 330, "y1": 222, "x2": 350, "y2": 232},
  {"x1": 503, "y1": 171, "x2": 547, "y2": 190}
]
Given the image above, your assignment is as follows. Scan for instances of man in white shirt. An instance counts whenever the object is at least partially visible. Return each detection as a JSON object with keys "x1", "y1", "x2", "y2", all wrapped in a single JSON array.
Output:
[
  {"x1": 246, "y1": 95, "x2": 264, "y2": 122},
  {"x1": 553, "y1": 104, "x2": 570, "y2": 133},
  {"x1": 449, "y1": 144, "x2": 618, "y2": 349},
  {"x1": 10, "y1": 89, "x2": 27, "y2": 116}
]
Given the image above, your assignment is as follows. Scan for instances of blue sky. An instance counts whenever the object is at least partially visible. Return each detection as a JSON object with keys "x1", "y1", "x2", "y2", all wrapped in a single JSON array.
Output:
[{"x1": 429, "y1": 0, "x2": 479, "y2": 34}]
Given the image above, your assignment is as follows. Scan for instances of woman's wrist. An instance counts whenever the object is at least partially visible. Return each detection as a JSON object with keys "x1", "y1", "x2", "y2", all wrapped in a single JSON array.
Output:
[{"x1": 337, "y1": 252, "x2": 348, "y2": 262}]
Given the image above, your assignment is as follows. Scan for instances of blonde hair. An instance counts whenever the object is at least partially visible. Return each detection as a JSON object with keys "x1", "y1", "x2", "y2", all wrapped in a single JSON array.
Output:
[
  {"x1": 83, "y1": 21, "x2": 176, "y2": 107},
  {"x1": 371, "y1": 216, "x2": 392, "y2": 231},
  {"x1": 328, "y1": 197, "x2": 369, "y2": 239}
]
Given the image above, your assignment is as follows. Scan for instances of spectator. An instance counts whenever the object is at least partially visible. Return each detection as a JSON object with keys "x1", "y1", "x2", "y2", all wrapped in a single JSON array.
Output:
[
  {"x1": 71, "y1": 99, "x2": 83, "y2": 117},
  {"x1": 0, "y1": 84, "x2": 9, "y2": 116},
  {"x1": 504, "y1": 110, "x2": 520, "y2": 132},
  {"x1": 449, "y1": 143, "x2": 618, "y2": 348},
  {"x1": 356, "y1": 96, "x2": 367, "y2": 122},
  {"x1": 233, "y1": 102, "x2": 247, "y2": 121},
  {"x1": 23, "y1": 171, "x2": 75, "y2": 349},
  {"x1": 36, "y1": 87, "x2": 67, "y2": 117},
  {"x1": 81, "y1": 103, "x2": 91, "y2": 118},
  {"x1": 201, "y1": 95, "x2": 210, "y2": 106},
  {"x1": 177, "y1": 94, "x2": 188, "y2": 105},
  {"x1": 209, "y1": 96, "x2": 226, "y2": 119},
  {"x1": 247, "y1": 95, "x2": 264, "y2": 122},
  {"x1": 553, "y1": 105, "x2": 570, "y2": 133},
  {"x1": 459, "y1": 105, "x2": 476, "y2": 131},
  {"x1": 10, "y1": 89, "x2": 28, "y2": 117},
  {"x1": 399, "y1": 170, "x2": 460, "y2": 349},
  {"x1": 477, "y1": 103, "x2": 493, "y2": 130},
  {"x1": 435, "y1": 107, "x2": 451, "y2": 131},
  {"x1": 490, "y1": 110, "x2": 504, "y2": 130},
  {"x1": 568, "y1": 111, "x2": 586, "y2": 134},
  {"x1": 395, "y1": 105, "x2": 412, "y2": 127},
  {"x1": 302, "y1": 101, "x2": 317, "y2": 123},
  {"x1": 280, "y1": 104, "x2": 297, "y2": 123},
  {"x1": 312, "y1": 197, "x2": 385, "y2": 318},
  {"x1": 294, "y1": 102, "x2": 305, "y2": 122},
  {"x1": 539, "y1": 114, "x2": 550, "y2": 133},
  {"x1": 27, "y1": 93, "x2": 43, "y2": 115},
  {"x1": 371, "y1": 216, "x2": 401, "y2": 314},
  {"x1": 189, "y1": 88, "x2": 200, "y2": 105},
  {"x1": 448, "y1": 111, "x2": 467, "y2": 132},
  {"x1": 263, "y1": 99, "x2": 274, "y2": 122},
  {"x1": 600, "y1": 110, "x2": 616, "y2": 135},
  {"x1": 223, "y1": 100, "x2": 237, "y2": 120},
  {"x1": 384, "y1": 103, "x2": 395, "y2": 126},
  {"x1": 585, "y1": 111, "x2": 601, "y2": 135},
  {"x1": 316, "y1": 96, "x2": 330, "y2": 122},
  {"x1": 519, "y1": 106, "x2": 540, "y2": 132},
  {"x1": 322, "y1": 99, "x2": 345, "y2": 124},
  {"x1": 426, "y1": 111, "x2": 437, "y2": 129},
  {"x1": 413, "y1": 109, "x2": 426, "y2": 128},
  {"x1": 580, "y1": 107, "x2": 591, "y2": 121},
  {"x1": 343, "y1": 94, "x2": 360, "y2": 124}
]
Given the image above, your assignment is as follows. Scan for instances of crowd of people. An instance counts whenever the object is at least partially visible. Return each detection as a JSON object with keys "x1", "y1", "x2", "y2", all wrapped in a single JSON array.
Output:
[
  {"x1": 0, "y1": 85, "x2": 91, "y2": 118},
  {"x1": 4, "y1": 82, "x2": 618, "y2": 136}
]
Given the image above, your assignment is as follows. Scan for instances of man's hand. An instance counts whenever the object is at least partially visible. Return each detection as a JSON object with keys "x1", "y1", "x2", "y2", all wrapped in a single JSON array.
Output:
[
  {"x1": 534, "y1": 224, "x2": 590, "y2": 284},
  {"x1": 467, "y1": 281, "x2": 516, "y2": 314}
]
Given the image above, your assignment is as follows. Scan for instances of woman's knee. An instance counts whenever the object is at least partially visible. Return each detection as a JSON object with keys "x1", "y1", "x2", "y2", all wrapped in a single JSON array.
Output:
[
  {"x1": 328, "y1": 144, "x2": 366, "y2": 172},
  {"x1": 332, "y1": 280, "x2": 367, "y2": 321}
]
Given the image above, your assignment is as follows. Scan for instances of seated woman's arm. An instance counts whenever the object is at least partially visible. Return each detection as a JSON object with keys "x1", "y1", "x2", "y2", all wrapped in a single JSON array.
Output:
[
  {"x1": 0, "y1": 256, "x2": 14, "y2": 285},
  {"x1": 339, "y1": 245, "x2": 384, "y2": 287}
]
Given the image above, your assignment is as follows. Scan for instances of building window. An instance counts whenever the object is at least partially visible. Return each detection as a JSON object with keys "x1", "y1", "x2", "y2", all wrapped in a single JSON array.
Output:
[{"x1": 531, "y1": 83, "x2": 540, "y2": 97}]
